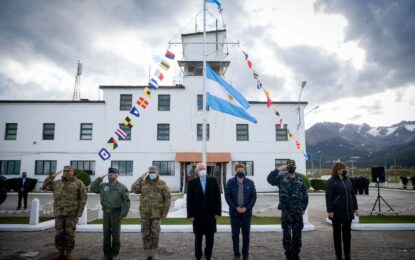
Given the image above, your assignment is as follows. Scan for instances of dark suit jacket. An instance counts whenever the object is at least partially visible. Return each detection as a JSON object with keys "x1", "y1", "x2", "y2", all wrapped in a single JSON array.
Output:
[
  {"x1": 19, "y1": 178, "x2": 30, "y2": 191},
  {"x1": 187, "y1": 177, "x2": 221, "y2": 234}
]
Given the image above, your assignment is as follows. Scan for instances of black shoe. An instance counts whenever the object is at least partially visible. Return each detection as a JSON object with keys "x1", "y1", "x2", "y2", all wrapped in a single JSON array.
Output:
[{"x1": 243, "y1": 256, "x2": 249, "y2": 260}]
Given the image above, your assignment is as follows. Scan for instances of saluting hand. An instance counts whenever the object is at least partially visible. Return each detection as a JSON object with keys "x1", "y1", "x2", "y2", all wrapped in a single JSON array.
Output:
[
  {"x1": 100, "y1": 173, "x2": 109, "y2": 180},
  {"x1": 278, "y1": 164, "x2": 288, "y2": 171},
  {"x1": 52, "y1": 170, "x2": 63, "y2": 178}
]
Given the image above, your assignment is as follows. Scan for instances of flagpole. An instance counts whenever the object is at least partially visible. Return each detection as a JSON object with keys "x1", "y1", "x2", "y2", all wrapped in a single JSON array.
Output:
[{"x1": 202, "y1": 0, "x2": 207, "y2": 166}]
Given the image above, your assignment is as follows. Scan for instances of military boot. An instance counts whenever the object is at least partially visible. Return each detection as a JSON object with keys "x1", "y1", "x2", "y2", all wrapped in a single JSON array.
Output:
[
  {"x1": 51, "y1": 250, "x2": 64, "y2": 260},
  {"x1": 144, "y1": 249, "x2": 152, "y2": 260},
  {"x1": 151, "y1": 248, "x2": 159, "y2": 260},
  {"x1": 66, "y1": 251, "x2": 75, "y2": 260}
]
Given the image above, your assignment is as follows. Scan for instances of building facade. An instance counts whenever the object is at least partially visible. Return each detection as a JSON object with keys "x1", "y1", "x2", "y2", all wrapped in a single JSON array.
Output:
[{"x1": 0, "y1": 30, "x2": 307, "y2": 192}]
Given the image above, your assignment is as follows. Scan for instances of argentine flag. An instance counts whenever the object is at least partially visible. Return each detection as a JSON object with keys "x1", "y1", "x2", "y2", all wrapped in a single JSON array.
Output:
[{"x1": 206, "y1": 64, "x2": 257, "y2": 124}]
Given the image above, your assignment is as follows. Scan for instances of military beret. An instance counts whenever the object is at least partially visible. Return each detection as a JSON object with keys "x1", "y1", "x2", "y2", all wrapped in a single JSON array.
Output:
[{"x1": 108, "y1": 168, "x2": 119, "y2": 174}]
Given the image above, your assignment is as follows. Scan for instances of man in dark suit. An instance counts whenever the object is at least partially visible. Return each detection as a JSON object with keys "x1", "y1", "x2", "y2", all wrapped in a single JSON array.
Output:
[
  {"x1": 187, "y1": 163, "x2": 221, "y2": 260},
  {"x1": 17, "y1": 171, "x2": 30, "y2": 210}
]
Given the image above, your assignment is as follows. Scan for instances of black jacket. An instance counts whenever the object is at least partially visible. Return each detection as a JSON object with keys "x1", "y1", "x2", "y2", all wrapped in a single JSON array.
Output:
[
  {"x1": 187, "y1": 177, "x2": 221, "y2": 234},
  {"x1": 326, "y1": 175, "x2": 358, "y2": 220}
]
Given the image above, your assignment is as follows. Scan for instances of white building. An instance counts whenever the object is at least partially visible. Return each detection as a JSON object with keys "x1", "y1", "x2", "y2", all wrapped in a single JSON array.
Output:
[{"x1": 0, "y1": 30, "x2": 307, "y2": 192}]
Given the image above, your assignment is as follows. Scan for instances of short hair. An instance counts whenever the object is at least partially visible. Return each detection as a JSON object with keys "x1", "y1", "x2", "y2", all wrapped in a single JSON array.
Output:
[
  {"x1": 331, "y1": 162, "x2": 347, "y2": 177},
  {"x1": 195, "y1": 163, "x2": 205, "y2": 173},
  {"x1": 234, "y1": 163, "x2": 246, "y2": 171}
]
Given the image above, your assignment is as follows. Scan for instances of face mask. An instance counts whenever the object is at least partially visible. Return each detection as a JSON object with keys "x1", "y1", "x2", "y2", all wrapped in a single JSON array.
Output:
[
  {"x1": 236, "y1": 172, "x2": 245, "y2": 178},
  {"x1": 287, "y1": 167, "x2": 296, "y2": 174},
  {"x1": 342, "y1": 170, "x2": 347, "y2": 175},
  {"x1": 22, "y1": 175, "x2": 27, "y2": 178},
  {"x1": 198, "y1": 170, "x2": 206, "y2": 178},
  {"x1": 148, "y1": 173, "x2": 157, "y2": 180}
]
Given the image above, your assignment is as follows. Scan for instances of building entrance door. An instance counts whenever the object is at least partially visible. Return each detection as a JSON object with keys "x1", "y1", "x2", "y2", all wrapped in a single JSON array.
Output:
[{"x1": 180, "y1": 162, "x2": 227, "y2": 193}]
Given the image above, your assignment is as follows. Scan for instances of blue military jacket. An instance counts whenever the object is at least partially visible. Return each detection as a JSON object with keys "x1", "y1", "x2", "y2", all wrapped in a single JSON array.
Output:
[{"x1": 267, "y1": 169, "x2": 308, "y2": 214}]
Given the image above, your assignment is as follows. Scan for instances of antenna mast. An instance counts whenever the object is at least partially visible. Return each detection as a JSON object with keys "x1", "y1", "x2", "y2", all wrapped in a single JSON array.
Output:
[{"x1": 73, "y1": 60, "x2": 82, "y2": 100}]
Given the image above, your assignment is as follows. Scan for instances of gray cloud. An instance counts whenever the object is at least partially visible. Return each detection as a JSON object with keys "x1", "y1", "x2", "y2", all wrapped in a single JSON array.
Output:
[{"x1": 358, "y1": 100, "x2": 383, "y2": 115}]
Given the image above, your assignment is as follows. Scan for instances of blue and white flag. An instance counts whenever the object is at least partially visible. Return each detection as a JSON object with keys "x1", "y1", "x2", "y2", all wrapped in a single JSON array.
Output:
[
  {"x1": 206, "y1": 64, "x2": 257, "y2": 123},
  {"x1": 206, "y1": 0, "x2": 222, "y2": 10}
]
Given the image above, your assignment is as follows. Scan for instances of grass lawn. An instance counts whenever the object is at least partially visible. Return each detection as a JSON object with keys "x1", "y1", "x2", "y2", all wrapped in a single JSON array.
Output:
[
  {"x1": 359, "y1": 215, "x2": 415, "y2": 223},
  {"x1": 0, "y1": 217, "x2": 54, "y2": 224},
  {"x1": 89, "y1": 216, "x2": 281, "y2": 225}
]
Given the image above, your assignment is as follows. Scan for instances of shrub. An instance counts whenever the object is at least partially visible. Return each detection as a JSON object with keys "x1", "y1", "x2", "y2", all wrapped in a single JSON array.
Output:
[
  {"x1": 297, "y1": 173, "x2": 311, "y2": 190},
  {"x1": 74, "y1": 169, "x2": 91, "y2": 187},
  {"x1": 310, "y1": 179, "x2": 327, "y2": 191}
]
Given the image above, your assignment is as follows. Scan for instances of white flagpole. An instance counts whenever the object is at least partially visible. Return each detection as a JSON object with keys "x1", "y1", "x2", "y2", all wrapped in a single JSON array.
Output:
[{"x1": 202, "y1": 0, "x2": 207, "y2": 166}]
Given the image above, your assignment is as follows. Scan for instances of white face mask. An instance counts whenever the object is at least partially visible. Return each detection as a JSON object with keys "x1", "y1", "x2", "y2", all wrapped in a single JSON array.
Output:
[
  {"x1": 148, "y1": 173, "x2": 157, "y2": 180},
  {"x1": 198, "y1": 170, "x2": 206, "y2": 178}
]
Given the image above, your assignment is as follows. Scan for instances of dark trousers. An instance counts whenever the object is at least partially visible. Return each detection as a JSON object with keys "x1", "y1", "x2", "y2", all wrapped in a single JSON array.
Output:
[
  {"x1": 230, "y1": 214, "x2": 252, "y2": 257},
  {"x1": 281, "y1": 211, "x2": 304, "y2": 259},
  {"x1": 194, "y1": 232, "x2": 214, "y2": 260},
  {"x1": 103, "y1": 212, "x2": 121, "y2": 257},
  {"x1": 332, "y1": 219, "x2": 352, "y2": 260},
  {"x1": 17, "y1": 191, "x2": 28, "y2": 209}
]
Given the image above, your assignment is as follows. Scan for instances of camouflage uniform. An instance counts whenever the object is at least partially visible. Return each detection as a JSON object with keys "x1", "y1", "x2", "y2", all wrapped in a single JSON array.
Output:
[
  {"x1": 267, "y1": 168, "x2": 308, "y2": 259},
  {"x1": 90, "y1": 177, "x2": 130, "y2": 259},
  {"x1": 131, "y1": 174, "x2": 171, "y2": 250},
  {"x1": 42, "y1": 173, "x2": 87, "y2": 253}
]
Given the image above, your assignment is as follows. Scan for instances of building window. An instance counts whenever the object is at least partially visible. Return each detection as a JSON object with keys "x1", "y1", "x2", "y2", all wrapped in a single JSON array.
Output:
[
  {"x1": 157, "y1": 124, "x2": 170, "y2": 141},
  {"x1": 231, "y1": 161, "x2": 254, "y2": 176},
  {"x1": 43, "y1": 123, "x2": 55, "y2": 140},
  {"x1": 158, "y1": 95, "x2": 170, "y2": 111},
  {"x1": 71, "y1": 160, "x2": 95, "y2": 175},
  {"x1": 4, "y1": 123, "x2": 17, "y2": 140},
  {"x1": 152, "y1": 161, "x2": 175, "y2": 176},
  {"x1": 275, "y1": 159, "x2": 289, "y2": 169},
  {"x1": 276, "y1": 124, "x2": 288, "y2": 141},
  {"x1": 111, "y1": 161, "x2": 133, "y2": 176},
  {"x1": 0, "y1": 160, "x2": 21, "y2": 175},
  {"x1": 197, "y1": 124, "x2": 210, "y2": 141},
  {"x1": 120, "y1": 94, "x2": 133, "y2": 111},
  {"x1": 119, "y1": 125, "x2": 131, "y2": 141},
  {"x1": 197, "y1": 95, "x2": 210, "y2": 111},
  {"x1": 80, "y1": 123, "x2": 93, "y2": 140},
  {"x1": 236, "y1": 124, "x2": 249, "y2": 141},
  {"x1": 35, "y1": 160, "x2": 57, "y2": 175}
]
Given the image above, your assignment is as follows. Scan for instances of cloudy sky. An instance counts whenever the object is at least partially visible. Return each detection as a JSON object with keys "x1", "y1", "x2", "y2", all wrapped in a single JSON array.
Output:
[{"x1": 1, "y1": 0, "x2": 414, "y2": 129}]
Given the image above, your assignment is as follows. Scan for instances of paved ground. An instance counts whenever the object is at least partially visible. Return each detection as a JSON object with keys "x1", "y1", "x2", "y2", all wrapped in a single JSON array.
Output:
[
  {"x1": 0, "y1": 229, "x2": 414, "y2": 259},
  {"x1": 1, "y1": 188, "x2": 415, "y2": 259}
]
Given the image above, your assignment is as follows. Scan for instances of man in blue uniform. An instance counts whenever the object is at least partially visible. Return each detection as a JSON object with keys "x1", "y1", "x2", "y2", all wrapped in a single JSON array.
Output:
[{"x1": 267, "y1": 159, "x2": 308, "y2": 260}]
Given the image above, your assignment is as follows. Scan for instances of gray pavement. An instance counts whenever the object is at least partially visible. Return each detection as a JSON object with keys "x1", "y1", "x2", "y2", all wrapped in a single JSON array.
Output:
[{"x1": 1, "y1": 188, "x2": 415, "y2": 259}]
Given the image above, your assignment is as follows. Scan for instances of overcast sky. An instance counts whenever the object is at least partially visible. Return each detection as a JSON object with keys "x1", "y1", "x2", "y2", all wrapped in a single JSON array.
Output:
[{"x1": 0, "y1": 0, "x2": 414, "y2": 129}]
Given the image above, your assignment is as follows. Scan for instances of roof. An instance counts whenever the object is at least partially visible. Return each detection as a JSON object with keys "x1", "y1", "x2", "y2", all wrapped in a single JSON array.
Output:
[
  {"x1": 249, "y1": 101, "x2": 308, "y2": 105},
  {"x1": 181, "y1": 29, "x2": 226, "y2": 38},
  {"x1": 0, "y1": 100, "x2": 105, "y2": 104},
  {"x1": 176, "y1": 152, "x2": 231, "y2": 163},
  {"x1": 99, "y1": 85, "x2": 185, "y2": 90}
]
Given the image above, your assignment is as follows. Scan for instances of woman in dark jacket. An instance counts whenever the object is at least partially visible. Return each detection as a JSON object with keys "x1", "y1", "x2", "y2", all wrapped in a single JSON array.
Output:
[{"x1": 326, "y1": 162, "x2": 359, "y2": 260}]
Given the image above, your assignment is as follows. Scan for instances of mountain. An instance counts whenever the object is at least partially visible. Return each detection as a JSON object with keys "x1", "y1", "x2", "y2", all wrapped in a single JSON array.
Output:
[{"x1": 305, "y1": 121, "x2": 415, "y2": 168}]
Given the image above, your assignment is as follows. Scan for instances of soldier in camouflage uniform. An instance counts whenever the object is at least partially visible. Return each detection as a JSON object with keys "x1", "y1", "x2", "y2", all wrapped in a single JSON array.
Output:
[
  {"x1": 90, "y1": 167, "x2": 130, "y2": 260},
  {"x1": 43, "y1": 165, "x2": 87, "y2": 260},
  {"x1": 132, "y1": 166, "x2": 171, "y2": 260},
  {"x1": 267, "y1": 159, "x2": 308, "y2": 260}
]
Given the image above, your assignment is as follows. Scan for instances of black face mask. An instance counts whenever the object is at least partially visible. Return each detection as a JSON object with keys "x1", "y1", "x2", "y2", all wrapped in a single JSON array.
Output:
[
  {"x1": 22, "y1": 175, "x2": 27, "y2": 178},
  {"x1": 287, "y1": 167, "x2": 296, "y2": 174},
  {"x1": 236, "y1": 172, "x2": 245, "y2": 178}
]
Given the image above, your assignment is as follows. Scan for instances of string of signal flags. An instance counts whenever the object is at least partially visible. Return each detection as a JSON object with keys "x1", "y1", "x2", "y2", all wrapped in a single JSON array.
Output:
[
  {"x1": 97, "y1": 47, "x2": 305, "y2": 161},
  {"x1": 239, "y1": 48, "x2": 304, "y2": 153},
  {"x1": 97, "y1": 50, "x2": 176, "y2": 161}
]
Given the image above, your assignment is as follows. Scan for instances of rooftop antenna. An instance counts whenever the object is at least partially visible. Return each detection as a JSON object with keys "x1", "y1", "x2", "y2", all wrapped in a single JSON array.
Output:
[{"x1": 72, "y1": 60, "x2": 82, "y2": 101}]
